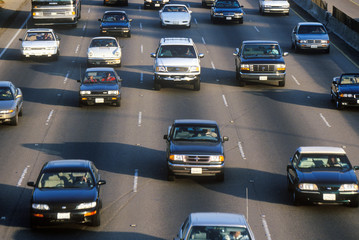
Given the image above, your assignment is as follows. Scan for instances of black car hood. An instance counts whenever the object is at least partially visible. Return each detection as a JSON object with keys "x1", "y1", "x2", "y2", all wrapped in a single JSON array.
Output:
[
  {"x1": 32, "y1": 188, "x2": 98, "y2": 203},
  {"x1": 298, "y1": 170, "x2": 357, "y2": 184},
  {"x1": 170, "y1": 141, "x2": 223, "y2": 155},
  {"x1": 213, "y1": 7, "x2": 243, "y2": 13},
  {"x1": 338, "y1": 85, "x2": 359, "y2": 94},
  {"x1": 80, "y1": 83, "x2": 119, "y2": 91},
  {"x1": 240, "y1": 57, "x2": 285, "y2": 64},
  {"x1": 101, "y1": 21, "x2": 129, "y2": 29}
]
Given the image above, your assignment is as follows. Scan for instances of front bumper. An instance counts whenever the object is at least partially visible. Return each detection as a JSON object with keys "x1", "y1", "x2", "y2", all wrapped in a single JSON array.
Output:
[
  {"x1": 295, "y1": 189, "x2": 359, "y2": 205},
  {"x1": 240, "y1": 72, "x2": 286, "y2": 81},
  {"x1": 338, "y1": 97, "x2": 359, "y2": 107},
  {"x1": 30, "y1": 208, "x2": 98, "y2": 225},
  {"x1": 212, "y1": 14, "x2": 243, "y2": 22},
  {"x1": 100, "y1": 28, "x2": 130, "y2": 35},
  {"x1": 155, "y1": 73, "x2": 200, "y2": 82},
  {"x1": 161, "y1": 20, "x2": 191, "y2": 27},
  {"x1": 168, "y1": 162, "x2": 224, "y2": 176},
  {"x1": 79, "y1": 94, "x2": 121, "y2": 105},
  {"x1": 87, "y1": 58, "x2": 121, "y2": 66},
  {"x1": 0, "y1": 111, "x2": 16, "y2": 123},
  {"x1": 22, "y1": 49, "x2": 58, "y2": 57},
  {"x1": 297, "y1": 43, "x2": 330, "y2": 50}
]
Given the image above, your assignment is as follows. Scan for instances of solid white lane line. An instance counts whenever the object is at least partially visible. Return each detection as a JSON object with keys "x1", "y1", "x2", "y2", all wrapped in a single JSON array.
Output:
[
  {"x1": 46, "y1": 110, "x2": 54, "y2": 126},
  {"x1": 222, "y1": 94, "x2": 228, "y2": 107},
  {"x1": 202, "y1": 37, "x2": 206, "y2": 45},
  {"x1": 261, "y1": 215, "x2": 272, "y2": 240},
  {"x1": 211, "y1": 61, "x2": 216, "y2": 70},
  {"x1": 64, "y1": 71, "x2": 69, "y2": 84},
  {"x1": 291, "y1": 75, "x2": 300, "y2": 85},
  {"x1": 254, "y1": 26, "x2": 260, "y2": 32},
  {"x1": 133, "y1": 169, "x2": 138, "y2": 192},
  {"x1": 320, "y1": 113, "x2": 331, "y2": 127},
  {"x1": 194, "y1": 18, "x2": 198, "y2": 24},
  {"x1": 140, "y1": 72, "x2": 143, "y2": 83},
  {"x1": 0, "y1": 13, "x2": 31, "y2": 59},
  {"x1": 17, "y1": 165, "x2": 30, "y2": 187},
  {"x1": 238, "y1": 142, "x2": 246, "y2": 160},
  {"x1": 141, "y1": 44, "x2": 143, "y2": 54},
  {"x1": 138, "y1": 112, "x2": 142, "y2": 127},
  {"x1": 75, "y1": 44, "x2": 80, "y2": 54}
]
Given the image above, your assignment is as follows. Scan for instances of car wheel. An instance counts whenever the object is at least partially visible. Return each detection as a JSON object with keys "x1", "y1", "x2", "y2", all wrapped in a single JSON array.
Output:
[
  {"x1": 236, "y1": 72, "x2": 245, "y2": 87},
  {"x1": 278, "y1": 80, "x2": 285, "y2": 87},
  {"x1": 238, "y1": 18, "x2": 243, "y2": 24},
  {"x1": 216, "y1": 173, "x2": 224, "y2": 182},
  {"x1": 260, "y1": 7, "x2": 264, "y2": 15},
  {"x1": 144, "y1": 4, "x2": 148, "y2": 9},
  {"x1": 30, "y1": 218, "x2": 39, "y2": 229},
  {"x1": 127, "y1": 32, "x2": 131, "y2": 38},
  {"x1": 294, "y1": 43, "x2": 300, "y2": 53},
  {"x1": 330, "y1": 92, "x2": 335, "y2": 102},
  {"x1": 154, "y1": 80, "x2": 161, "y2": 90},
  {"x1": 103, "y1": 0, "x2": 107, "y2": 6},
  {"x1": 193, "y1": 79, "x2": 200, "y2": 91},
  {"x1": 115, "y1": 99, "x2": 121, "y2": 107},
  {"x1": 90, "y1": 210, "x2": 101, "y2": 226},
  {"x1": 211, "y1": 16, "x2": 216, "y2": 24},
  {"x1": 10, "y1": 112, "x2": 19, "y2": 126},
  {"x1": 336, "y1": 100, "x2": 343, "y2": 110},
  {"x1": 349, "y1": 197, "x2": 359, "y2": 208},
  {"x1": 167, "y1": 170, "x2": 175, "y2": 181},
  {"x1": 286, "y1": 176, "x2": 291, "y2": 191},
  {"x1": 324, "y1": 47, "x2": 330, "y2": 54},
  {"x1": 19, "y1": 106, "x2": 23, "y2": 117},
  {"x1": 291, "y1": 190, "x2": 301, "y2": 206}
]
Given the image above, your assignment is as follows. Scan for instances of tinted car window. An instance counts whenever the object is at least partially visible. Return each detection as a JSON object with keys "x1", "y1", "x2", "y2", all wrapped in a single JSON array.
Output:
[
  {"x1": 90, "y1": 39, "x2": 118, "y2": 48},
  {"x1": 38, "y1": 171, "x2": 95, "y2": 188},
  {"x1": 172, "y1": 125, "x2": 219, "y2": 141},
  {"x1": 158, "y1": 45, "x2": 196, "y2": 58},
  {"x1": 298, "y1": 154, "x2": 351, "y2": 170},
  {"x1": 0, "y1": 87, "x2": 14, "y2": 100},
  {"x1": 84, "y1": 71, "x2": 117, "y2": 83},
  {"x1": 103, "y1": 13, "x2": 127, "y2": 22},
  {"x1": 298, "y1": 25, "x2": 326, "y2": 34}
]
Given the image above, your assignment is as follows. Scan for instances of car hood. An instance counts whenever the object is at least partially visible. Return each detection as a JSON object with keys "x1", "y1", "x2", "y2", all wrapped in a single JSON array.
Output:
[
  {"x1": 240, "y1": 57, "x2": 285, "y2": 64},
  {"x1": 22, "y1": 41, "x2": 58, "y2": 48},
  {"x1": 0, "y1": 100, "x2": 16, "y2": 110},
  {"x1": 88, "y1": 47, "x2": 121, "y2": 57},
  {"x1": 298, "y1": 170, "x2": 357, "y2": 184},
  {"x1": 297, "y1": 33, "x2": 329, "y2": 41},
  {"x1": 161, "y1": 12, "x2": 191, "y2": 20},
  {"x1": 80, "y1": 83, "x2": 119, "y2": 91},
  {"x1": 170, "y1": 141, "x2": 223, "y2": 155},
  {"x1": 156, "y1": 58, "x2": 199, "y2": 67},
  {"x1": 213, "y1": 7, "x2": 243, "y2": 13},
  {"x1": 101, "y1": 21, "x2": 129, "y2": 28},
  {"x1": 262, "y1": 1, "x2": 289, "y2": 7},
  {"x1": 338, "y1": 85, "x2": 359, "y2": 94},
  {"x1": 32, "y1": 188, "x2": 98, "y2": 203}
]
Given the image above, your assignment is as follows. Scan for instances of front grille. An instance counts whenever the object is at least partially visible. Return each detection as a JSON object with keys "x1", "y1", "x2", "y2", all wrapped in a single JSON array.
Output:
[
  {"x1": 186, "y1": 155, "x2": 210, "y2": 163},
  {"x1": 251, "y1": 64, "x2": 275, "y2": 73},
  {"x1": 50, "y1": 203, "x2": 78, "y2": 211},
  {"x1": 30, "y1": 48, "x2": 46, "y2": 50},
  {"x1": 223, "y1": 12, "x2": 234, "y2": 16},
  {"x1": 319, "y1": 186, "x2": 339, "y2": 191},
  {"x1": 90, "y1": 91, "x2": 108, "y2": 94},
  {"x1": 307, "y1": 40, "x2": 321, "y2": 43},
  {"x1": 167, "y1": 67, "x2": 189, "y2": 72}
]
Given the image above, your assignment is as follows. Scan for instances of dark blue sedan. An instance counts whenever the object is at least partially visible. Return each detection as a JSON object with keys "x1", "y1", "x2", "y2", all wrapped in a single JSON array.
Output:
[
  {"x1": 210, "y1": 0, "x2": 244, "y2": 24},
  {"x1": 331, "y1": 73, "x2": 359, "y2": 110},
  {"x1": 99, "y1": 10, "x2": 132, "y2": 37}
]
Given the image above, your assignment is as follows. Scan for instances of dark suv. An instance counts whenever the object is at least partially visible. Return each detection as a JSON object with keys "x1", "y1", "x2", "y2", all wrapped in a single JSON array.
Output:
[
  {"x1": 164, "y1": 119, "x2": 228, "y2": 181},
  {"x1": 233, "y1": 40, "x2": 288, "y2": 87}
]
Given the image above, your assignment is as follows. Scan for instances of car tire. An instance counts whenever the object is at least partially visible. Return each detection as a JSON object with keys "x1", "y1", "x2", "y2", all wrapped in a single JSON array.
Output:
[
  {"x1": 103, "y1": 0, "x2": 107, "y2": 6},
  {"x1": 10, "y1": 112, "x2": 19, "y2": 126},
  {"x1": 236, "y1": 72, "x2": 245, "y2": 87},
  {"x1": 336, "y1": 100, "x2": 343, "y2": 110},
  {"x1": 278, "y1": 80, "x2": 285, "y2": 87},
  {"x1": 238, "y1": 18, "x2": 243, "y2": 24},
  {"x1": 30, "y1": 218, "x2": 39, "y2": 229},
  {"x1": 144, "y1": 4, "x2": 148, "y2": 9},
  {"x1": 216, "y1": 173, "x2": 224, "y2": 182},
  {"x1": 291, "y1": 190, "x2": 301, "y2": 206},
  {"x1": 127, "y1": 32, "x2": 131, "y2": 38},
  {"x1": 349, "y1": 197, "x2": 359, "y2": 208},
  {"x1": 154, "y1": 80, "x2": 161, "y2": 91},
  {"x1": 324, "y1": 47, "x2": 330, "y2": 54},
  {"x1": 19, "y1": 106, "x2": 23, "y2": 117},
  {"x1": 259, "y1": 7, "x2": 264, "y2": 15},
  {"x1": 193, "y1": 79, "x2": 200, "y2": 91},
  {"x1": 294, "y1": 43, "x2": 300, "y2": 53},
  {"x1": 115, "y1": 99, "x2": 121, "y2": 107},
  {"x1": 167, "y1": 170, "x2": 175, "y2": 181},
  {"x1": 90, "y1": 210, "x2": 101, "y2": 226}
]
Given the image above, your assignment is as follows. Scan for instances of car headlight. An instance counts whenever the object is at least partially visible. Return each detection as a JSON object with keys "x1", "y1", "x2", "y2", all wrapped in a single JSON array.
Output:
[
  {"x1": 114, "y1": 50, "x2": 121, "y2": 57},
  {"x1": 284, "y1": 4, "x2": 290, "y2": 8},
  {"x1": 339, "y1": 93, "x2": 353, "y2": 98},
  {"x1": 76, "y1": 202, "x2": 97, "y2": 210},
  {"x1": 0, "y1": 109, "x2": 14, "y2": 114},
  {"x1": 46, "y1": 47, "x2": 56, "y2": 50},
  {"x1": 23, "y1": 47, "x2": 31, "y2": 51},
  {"x1": 33, "y1": 12, "x2": 43, "y2": 16},
  {"x1": 264, "y1": 4, "x2": 271, "y2": 8},
  {"x1": 276, "y1": 64, "x2": 286, "y2": 71},
  {"x1": 80, "y1": 91, "x2": 91, "y2": 95},
  {"x1": 145, "y1": 0, "x2": 152, "y2": 2},
  {"x1": 169, "y1": 154, "x2": 186, "y2": 161},
  {"x1": 209, "y1": 155, "x2": 224, "y2": 162},
  {"x1": 240, "y1": 64, "x2": 250, "y2": 71},
  {"x1": 298, "y1": 40, "x2": 307, "y2": 43},
  {"x1": 234, "y1": 13, "x2": 243, "y2": 16},
  {"x1": 32, "y1": 203, "x2": 50, "y2": 210},
  {"x1": 321, "y1": 40, "x2": 329, "y2": 44},
  {"x1": 156, "y1": 66, "x2": 166, "y2": 72},
  {"x1": 88, "y1": 51, "x2": 94, "y2": 57},
  {"x1": 214, "y1": 12, "x2": 223, "y2": 16},
  {"x1": 189, "y1": 66, "x2": 200, "y2": 72},
  {"x1": 298, "y1": 183, "x2": 318, "y2": 191},
  {"x1": 339, "y1": 184, "x2": 359, "y2": 191},
  {"x1": 108, "y1": 90, "x2": 119, "y2": 95}
]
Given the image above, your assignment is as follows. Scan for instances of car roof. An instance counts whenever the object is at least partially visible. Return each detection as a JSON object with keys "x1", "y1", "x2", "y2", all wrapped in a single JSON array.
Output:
[
  {"x1": 242, "y1": 40, "x2": 279, "y2": 45},
  {"x1": 90, "y1": 36, "x2": 118, "y2": 41},
  {"x1": 297, "y1": 146, "x2": 346, "y2": 155},
  {"x1": 298, "y1": 22, "x2": 324, "y2": 26},
  {"x1": 104, "y1": 10, "x2": 127, "y2": 14},
  {"x1": 163, "y1": 4, "x2": 188, "y2": 7},
  {"x1": 86, "y1": 67, "x2": 116, "y2": 72},
  {"x1": 42, "y1": 160, "x2": 92, "y2": 172},
  {"x1": 26, "y1": 28, "x2": 54, "y2": 32},
  {"x1": 0, "y1": 81, "x2": 12, "y2": 87},
  {"x1": 173, "y1": 119, "x2": 218, "y2": 125},
  {"x1": 190, "y1": 212, "x2": 249, "y2": 227},
  {"x1": 160, "y1": 37, "x2": 194, "y2": 45}
]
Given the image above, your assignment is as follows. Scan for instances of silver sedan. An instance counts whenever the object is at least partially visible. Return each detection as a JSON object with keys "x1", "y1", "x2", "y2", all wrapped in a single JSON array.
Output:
[
  {"x1": 159, "y1": 4, "x2": 192, "y2": 28},
  {"x1": 0, "y1": 81, "x2": 23, "y2": 126}
]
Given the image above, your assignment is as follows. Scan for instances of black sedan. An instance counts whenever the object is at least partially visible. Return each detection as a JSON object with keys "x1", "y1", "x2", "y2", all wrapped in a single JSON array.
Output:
[
  {"x1": 27, "y1": 160, "x2": 106, "y2": 227},
  {"x1": 287, "y1": 146, "x2": 359, "y2": 207},
  {"x1": 210, "y1": 0, "x2": 244, "y2": 24},
  {"x1": 331, "y1": 73, "x2": 359, "y2": 109},
  {"x1": 99, "y1": 10, "x2": 132, "y2": 38}
]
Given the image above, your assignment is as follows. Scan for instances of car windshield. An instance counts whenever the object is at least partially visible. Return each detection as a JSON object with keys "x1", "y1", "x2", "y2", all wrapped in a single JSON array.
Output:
[
  {"x1": 90, "y1": 39, "x2": 118, "y2": 48},
  {"x1": 163, "y1": 6, "x2": 188, "y2": 12},
  {"x1": 215, "y1": 0, "x2": 240, "y2": 8},
  {"x1": 103, "y1": 13, "x2": 127, "y2": 22},
  {"x1": 172, "y1": 126, "x2": 219, "y2": 142},
  {"x1": 0, "y1": 87, "x2": 14, "y2": 100},
  {"x1": 158, "y1": 45, "x2": 196, "y2": 58},
  {"x1": 242, "y1": 44, "x2": 280, "y2": 57},
  {"x1": 38, "y1": 171, "x2": 94, "y2": 189},
  {"x1": 298, "y1": 25, "x2": 326, "y2": 34},
  {"x1": 297, "y1": 154, "x2": 351, "y2": 171},
  {"x1": 25, "y1": 32, "x2": 55, "y2": 41},
  {"x1": 340, "y1": 75, "x2": 359, "y2": 85},
  {"x1": 187, "y1": 226, "x2": 251, "y2": 240},
  {"x1": 83, "y1": 71, "x2": 117, "y2": 83}
]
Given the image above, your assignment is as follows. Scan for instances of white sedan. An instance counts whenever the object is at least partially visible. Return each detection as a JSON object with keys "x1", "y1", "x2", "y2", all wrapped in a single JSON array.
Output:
[
  {"x1": 19, "y1": 28, "x2": 60, "y2": 59},
  {"x1": 87, "y1": 37, "x2": 122, "y2": 67},
  {"x1": 159, "y1": 4, "x2": 192, "y2": 28}
]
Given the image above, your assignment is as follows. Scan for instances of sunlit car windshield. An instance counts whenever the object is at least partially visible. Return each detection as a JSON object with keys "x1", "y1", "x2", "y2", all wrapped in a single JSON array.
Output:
[
  {"x1": 298, "y1": 154, "x2": 351, "y2": 170},
  {"x1": 215, "y1": 0, "x2": 240, "y2": 8},
  {"x1": 25, "y1": 32, "x2": 55, "y2": 41},
  {"x1": 340, "y1": 75, "x2": 359, "y2": 85},
  {"x1": 298, "y1": 25, "x2": 326, "y2": 34},
  {"x1": 84, "y1": 71, "x2": 117, "y2": 83},
  {"x1": 163, "y1": 6, "x2": 188, "y2": 12},
  {"x1": 242, "y1": 44, "x2": 280, "y2": 57},
  {"x1": 90, "y1": 39, "x2": 118, "y2": 48},
  {"x1": 187, "y1": 226, "x2": 251, "y2": 240},
  {"x1": 38, "y1": 171, "x2": 94, "y2": 189},
  {"x1": 173, "y1": 126, "x2": 219, "y2": 141},
  {"x1": 0, "y1": 87, "x2": 14, "y2": 100},
  {"x1": 158, "y1": 45, "x2": 196, "y2": 58},
  {"x1": 103, "y1": 13, "x2": 127, "y2": 22}
]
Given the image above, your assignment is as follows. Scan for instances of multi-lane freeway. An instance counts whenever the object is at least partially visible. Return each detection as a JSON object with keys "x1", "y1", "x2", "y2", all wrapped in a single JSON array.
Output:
[{"x1": 0, "y1": 0, "x2": 359, "y2": 239}]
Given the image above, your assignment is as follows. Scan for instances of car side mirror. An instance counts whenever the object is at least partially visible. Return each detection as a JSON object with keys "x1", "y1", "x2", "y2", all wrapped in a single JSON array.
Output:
[
  {"x1": 287, "y1": 164, "x2": 294, "y2": 170},
  {"x1": 150, "y1": 53, "x2": 156, "y2": 58},
  {"x1": 77, "y1": 79, "x2": 81, "y2": 83},
  {"x1": 240, "y1": 5, "x2": 244, "y2": 7},
  {"x1": 222, "y1": 136, "x2": 229, "y2": 142},
  {"x1": 353, "y1": 166, "x2": 359, "y2": 171},
  {"x1": 98, "y1": 180, "x2": 106, "y2": 185},
  {"x1": 27, "y1": 181, "x2": 35, "y2": 187},
  {"x1": 98, "y1": 18, "x2": 102, "y2": 22},
  {"x1": 118, "y1": 78, "x2": 123, "y2": 82},
  {"x1": 19, "y1": 38, "x2": 23, "y2": 41},
  {"x1": 129, "y1": 19, "x2": 133, "y2": 22},
  {"x1": 198, "y1": 53, "x2": 204, "y2": 58},
  {"x1": 56, "y1": 35, "x2": 61, "y2": 40},
  {"x1": 283, "y1": 52, "x2": 288, "y2": 56},
  {"x1": 189, "y1": 10, "x2": 192, "y2": 14},
  {"x1": 164, "y1": 134, "x2": 168, "y2": 140},
  {"x1": 333, "y1": 77, "x2": 340, "y2": 84}
]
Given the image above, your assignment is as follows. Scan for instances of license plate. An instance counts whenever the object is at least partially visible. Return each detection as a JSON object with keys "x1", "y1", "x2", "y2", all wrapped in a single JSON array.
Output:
[
  {"x1": 95, "y1": 98, "x2": 104, "y2": 103},
  {"x1": 259, "y1": 76, "x2": 267, "y2": 80},
  {"x1": 155, "y1": 3, "x2": 160, "y2": 7},
  {"x1": 191, "y1": 168, "x2": 202, "y2": 174},
  {"x1": 226, "y1": 17, "x2": 232, "y2": 20},
  {"x1": 311, "y1": 45, "x2": 318, "y2": 48},
  {"x1": 57, "y1": 212, "x2": 70, "y2": 219},
  {"x1": 323, "y1": 193, "x2": 336, "y2": 201}
]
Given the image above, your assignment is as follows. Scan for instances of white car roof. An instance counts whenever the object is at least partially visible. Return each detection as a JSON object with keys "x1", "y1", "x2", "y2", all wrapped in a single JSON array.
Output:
[
  {"x1": 297, "y1": 146, "x2": 346, "y2": 155},
  {"x1": 163, "y1": 4, "x2": 189, "y2": 7},
  {"x1": 189, "y1": 212, "x2": 248, "y2": 227},
  {"x1": 26, "y1": 28, "x2": 54, "y2": 33},
  {"x1": 160, "y1": 37, "x2": 194, "y2": 46},
  {"x1": 90, "y1": 36, "x2": 118, "y2": 41}
]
